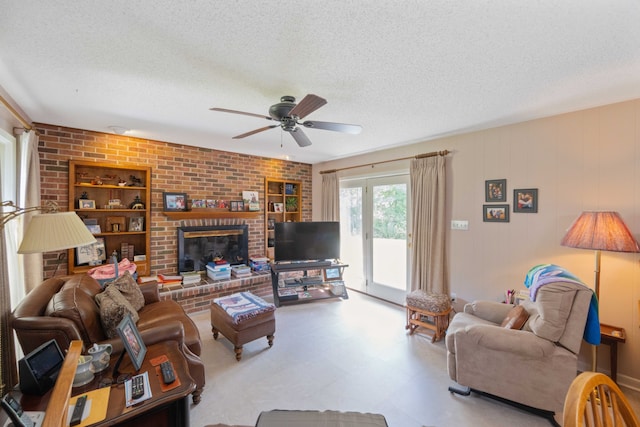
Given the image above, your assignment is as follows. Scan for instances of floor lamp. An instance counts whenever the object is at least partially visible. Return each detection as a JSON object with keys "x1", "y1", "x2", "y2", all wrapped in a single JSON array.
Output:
[
  {"x1": 561, "y1": 211, "x2": 640, "y2": 372},
  {"x1": 1, "y1": 200, "x2": 97, "y2": 395}
]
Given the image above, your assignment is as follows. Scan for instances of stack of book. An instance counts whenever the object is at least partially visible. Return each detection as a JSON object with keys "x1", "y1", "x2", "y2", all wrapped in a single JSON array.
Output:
[
  {"x1": 206, "y1": 261, "x2": 231, "y2": 281},
  {"x1": 231, "y1": 264, "x2": 252, "y2": 278},
  {"x1": 157, "y1": 273, "x2": 182, "y2": 290},
  {"x1": 121, "y1": 242, "x2": 135, "y2": 261},
  {"x1": 249, "y1": 256, "x2": 270, "y2": 272},
  {"x1": 180, "y1": 271, "x2": 202, "y2": 287}
]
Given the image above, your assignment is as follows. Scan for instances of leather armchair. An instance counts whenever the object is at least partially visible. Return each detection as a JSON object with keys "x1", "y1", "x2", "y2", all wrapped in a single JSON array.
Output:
[
  {"x1": 446, "y1": 281, "x2": 592, "y2": 416},
  {"x1": 11, "y1": 274, "x2": 205, "y2": 403}
]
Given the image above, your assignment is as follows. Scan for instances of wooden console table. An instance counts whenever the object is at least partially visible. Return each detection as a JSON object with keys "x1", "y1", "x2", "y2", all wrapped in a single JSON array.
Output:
[
  {"x1": 3, "y1": 341, "x2": 195, "y2": 427},
  {"x1": 600, "y1": 323, "x2": 626, "y2": 383}
]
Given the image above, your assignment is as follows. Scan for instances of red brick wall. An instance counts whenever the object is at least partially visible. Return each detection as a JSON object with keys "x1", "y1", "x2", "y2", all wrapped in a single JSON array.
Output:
[{"x1": 35, "y1": 123, "x2": 312, "y2": 278}]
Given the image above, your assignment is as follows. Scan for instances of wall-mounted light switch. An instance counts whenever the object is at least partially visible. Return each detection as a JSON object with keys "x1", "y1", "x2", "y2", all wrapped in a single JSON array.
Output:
[{"x1": 451, "y1": 220, "x2": 469, "y2": 230}]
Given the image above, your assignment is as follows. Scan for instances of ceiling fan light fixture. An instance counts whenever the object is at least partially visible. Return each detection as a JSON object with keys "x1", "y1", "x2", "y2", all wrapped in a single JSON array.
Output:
[{"x1": 108, "y1": 126, "x2": 129, "y2": 135}]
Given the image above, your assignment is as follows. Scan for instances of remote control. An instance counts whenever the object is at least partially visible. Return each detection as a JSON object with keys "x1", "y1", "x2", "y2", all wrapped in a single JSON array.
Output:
[
  {"x1": 160, "y1": 361, "x2": 176, "y2": 384},
  {"x1": 131, "y1": 374, "x2": 145, "y2": 399},
  {"x1": 69, "y1": 395, "x2": 87, "y2": 426}
]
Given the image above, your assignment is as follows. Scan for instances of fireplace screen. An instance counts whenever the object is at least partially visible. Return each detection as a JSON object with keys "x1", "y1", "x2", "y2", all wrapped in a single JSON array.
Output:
[{"x1": 177, "y1": 225, "x2": 249, "y2": 272}]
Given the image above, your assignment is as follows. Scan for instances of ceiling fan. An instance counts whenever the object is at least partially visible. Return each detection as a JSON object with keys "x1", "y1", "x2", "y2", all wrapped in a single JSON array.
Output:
[{"x1": 210, "y1": 94, "x2": 362, "y2": 147}]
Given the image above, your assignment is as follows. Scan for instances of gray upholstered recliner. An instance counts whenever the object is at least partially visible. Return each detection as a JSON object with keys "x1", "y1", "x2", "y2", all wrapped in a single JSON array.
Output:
[{"x1": 446, "y1": 281, "x2": 592, "y2": 417}]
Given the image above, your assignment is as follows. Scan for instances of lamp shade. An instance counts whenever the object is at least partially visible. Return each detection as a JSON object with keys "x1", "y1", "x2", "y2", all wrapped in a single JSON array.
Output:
[
  {"x1": 561, "y1": 211, "x2": 640, "y2": 253},
  {"x1": 18, "y1": 212, "x2": 97, "y2": 253}
]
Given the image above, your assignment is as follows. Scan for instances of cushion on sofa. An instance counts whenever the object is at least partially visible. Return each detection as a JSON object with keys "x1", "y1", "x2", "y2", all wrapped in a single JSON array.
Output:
[
  {"x1": 60, "y1": 273, "x2": 103, "y2": 298},
  {"x1": 103, "y1": 271, "x2": 145, "y2": 311},
  {"x1": 500, "y1": 305, "x2": 529, "y2": 329},
  {"x1": 46, "y1": 286, "x2": 105, "y2": 344},
  {"x1": 95, "y1": 285, "x2": 140, "y2": 338}
]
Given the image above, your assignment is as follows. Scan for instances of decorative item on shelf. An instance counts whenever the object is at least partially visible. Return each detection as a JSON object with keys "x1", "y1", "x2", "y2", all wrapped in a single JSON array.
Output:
[
  {"x1": 77, "y1": 237, "x2": 106, "y2": 266},
  {"x1": 91, "y1": 176, "x2": 104, "y2": 185},
  {"x1": 79, "y1": 192, "x2": 89, "y2": 200},
  {"x1": 106, "y1": 216, "x2": 126, "y2": 232},
  {"x1": 129, "y1": 195, "x2": 145, "y2": 210},
  {"x1": 163, "y1": 192, "x2": 188, "y2": 211},
  {"x1": 79, "y1": 199, "x2": 96, "y2": 209},
  {"x1": 267, "y1": 219, "x2": 275, "y2": 229},
  {"x1": 285, "y1": 197, "x2": 297, "y2": 212},
  {"x1": 273, "y1": 202, "x2": 284, "y2": 213},
  {"x1": 129, "y1": 217, "x2": 144, "y2": 232},
  {"x1": 117, "y1": 177, "x2": 127, "y2": 187},
  {"x1": 191, "y1": 199, "x2": 206, "y2": 208},
  {"x1": 129, "y1": 175, "x2": 142, "y2": 186},
  {"x1": 242, "y1": 191, "x2": 260, "y2": 211},
  {"x1": 285, "y1": 184, "x2": 295, "y2": 195}
]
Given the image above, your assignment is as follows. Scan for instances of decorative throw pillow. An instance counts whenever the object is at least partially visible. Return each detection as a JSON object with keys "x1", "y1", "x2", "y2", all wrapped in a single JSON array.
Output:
[
  {"x1": 103, "y1": 271, "x2": 145, "y2": 311},
  {"x1": 95, "y1": 285, "x2": 140, "y2": 338},
  {"x1": 500, "y1": 305, "x2": 530, "y2": 330}
]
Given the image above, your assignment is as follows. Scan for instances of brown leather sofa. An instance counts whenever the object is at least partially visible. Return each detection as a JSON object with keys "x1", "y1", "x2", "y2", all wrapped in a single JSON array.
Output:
[{"x1": 11, "y1": 273, "x2": 205, "y2": 403}]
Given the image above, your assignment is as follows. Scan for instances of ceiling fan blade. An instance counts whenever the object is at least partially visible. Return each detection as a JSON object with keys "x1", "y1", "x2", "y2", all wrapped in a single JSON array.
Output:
[
  {"x1": 233, "y1": 125, "x2": 278, "y2": 139},
  {"x1": 289, "y1": 94, "x2": 327, "y2": 119},
  {"x1": 288, "y1": 127, "x2": 312, "y2": 147},
  {"x1": 210, "y1": 107, "x2": 273, "y2": 121},
  {"x1": 301, "y1": 120, "x2": 362, "y2": 134}
]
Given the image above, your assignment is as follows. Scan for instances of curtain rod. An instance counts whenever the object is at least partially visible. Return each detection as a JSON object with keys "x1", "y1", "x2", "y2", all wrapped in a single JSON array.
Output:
[
  {"x1": 320, "y1": 149, "x2": 450, "y2": 175},
  {"x1": 0, "y1": 94, "x2": 33, "y2": 131}
]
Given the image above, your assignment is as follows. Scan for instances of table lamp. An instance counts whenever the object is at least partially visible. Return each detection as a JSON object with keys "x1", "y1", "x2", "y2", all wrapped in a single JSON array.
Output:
[{"x1": 561, "y1": 211, "x2": 640, "y2": 372}]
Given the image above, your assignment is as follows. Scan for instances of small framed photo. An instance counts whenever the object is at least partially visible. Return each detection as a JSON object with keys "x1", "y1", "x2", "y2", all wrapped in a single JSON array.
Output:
[
  {"x1": 273, "y1": 203, "x2": 284, "y2": 213},
  {"x1": 514, "y1": 189, "x2": 538, "y2": 213},
  {"x1": 191, "y1": 199, "x2": 206, "y2": 208},
  {"x1": 86, "y1": 224, "x2": 101, "y2": 235},
  {"x1": 230, "y1": 201, "x2": 239, "y2": 212},
  {"x1": 129, "y1": 217, "x2": 144, "y2": 232},
  {"x1": 79, "y1": 199, "x2": 96, "y2": 209},
  {"x1": 163, "y1": 192, "x2": 187, "y2": 211},
  {"x1": 485, "y1": 179, "x2": 506, "y2": 202},
  {"x1": 323, "y1": 267, "x2": 342, "y2": 282},
  {"x1": 76, "y1": 237, "x2": 106, "y2": 266},
  {"x1": 483, "y1": 204, "x2": 510, "y2": 222},
  {"x1": 237, "y1": 201, "x2": 245, "y2": 212}
]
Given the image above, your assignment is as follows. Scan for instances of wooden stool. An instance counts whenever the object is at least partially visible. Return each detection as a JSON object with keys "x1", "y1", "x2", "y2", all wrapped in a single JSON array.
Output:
[
  {"x1": 210, "y1": 292, "x2": 276, "y2": 361},
  {"x1": 405, "y1": 290, "x2": 451, "y2": 342}
]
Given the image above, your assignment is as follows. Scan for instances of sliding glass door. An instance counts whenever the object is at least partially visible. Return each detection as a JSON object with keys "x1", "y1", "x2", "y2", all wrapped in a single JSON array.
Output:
[{"x1": 339, "y1": 174, "x2": 410, "y2": 304}]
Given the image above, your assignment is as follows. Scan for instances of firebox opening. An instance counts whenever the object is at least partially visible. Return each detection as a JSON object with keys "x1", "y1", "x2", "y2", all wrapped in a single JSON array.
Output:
[{"x1": 177, "y1": 225, "x2": 249, "y2": 272}]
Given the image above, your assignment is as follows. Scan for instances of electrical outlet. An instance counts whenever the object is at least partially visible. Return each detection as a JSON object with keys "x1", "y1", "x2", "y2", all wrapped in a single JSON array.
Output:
[{"x1": 451, "y1": 220, "x2": 468, "y2": 230}]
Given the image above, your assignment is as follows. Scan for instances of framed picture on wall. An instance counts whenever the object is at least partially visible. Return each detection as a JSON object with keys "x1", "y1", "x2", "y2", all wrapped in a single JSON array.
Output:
[
  {"x1": 485, "y1": 179, "x2": 506, "y2": 202},
  {"x1": 483, "y1": 204, "x2": 509, "y2": 222},
  {"x1": 513, "y1": 188, "x2": 538, "y2": 213}
]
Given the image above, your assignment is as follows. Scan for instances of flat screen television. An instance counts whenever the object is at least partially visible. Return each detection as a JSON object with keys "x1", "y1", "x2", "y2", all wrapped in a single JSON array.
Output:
[{"x1": 274, "y1": 221, "x2": 340, "y2": 262}]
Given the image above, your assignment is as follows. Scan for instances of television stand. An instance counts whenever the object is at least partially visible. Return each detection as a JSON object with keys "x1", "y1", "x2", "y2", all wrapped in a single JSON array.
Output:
[{"x1": 270, "y1": 262, "x2": 348, "y2": 307}]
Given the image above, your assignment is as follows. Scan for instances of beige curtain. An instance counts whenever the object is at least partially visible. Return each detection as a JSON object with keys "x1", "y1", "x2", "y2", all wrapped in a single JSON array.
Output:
[
  {"x1": 321, "y1": 172, "x2": 339, "y2": 221},
  {"x1": 18, "y1": 130, "x2": 42, "y2": 292},
  {"x1": 410, "y1": 155, "x2": 447, "y2": 294}
]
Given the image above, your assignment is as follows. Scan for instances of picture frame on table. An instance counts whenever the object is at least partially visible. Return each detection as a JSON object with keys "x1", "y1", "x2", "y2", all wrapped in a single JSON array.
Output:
[
  {"x1": 513, "y1": 188, "x2": 538, "y2": 213},
  {"x1": 78, "y1": 199, "x2": 96, "y2": 209},
  {"x1": 163, "y1": 192, "x2": 187, "y2": 211},
  {"x1": 323, "y1": 267, "x2": 342, "y2": 282},
  {"x1": 485, "y1": 179, "x2": 506, "y2": 202},
  {"x1": 129, "y1": 217, "x2": 144, "y2": 232},
  {"x1": 483, "y1": 204, "x2": 510, "y2": 222},
  {"x1": 76, "y1": 237, "x2": 106, "y2": 266}
]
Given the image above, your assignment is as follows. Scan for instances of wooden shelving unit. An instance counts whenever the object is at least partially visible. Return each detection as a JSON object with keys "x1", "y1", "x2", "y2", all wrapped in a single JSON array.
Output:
[
  {"x1": 264, "y1": 177, "x2": 302, "y2": 259},
  {"x1": 68, "y1": 160, "x2": 151, "y2": 275}
]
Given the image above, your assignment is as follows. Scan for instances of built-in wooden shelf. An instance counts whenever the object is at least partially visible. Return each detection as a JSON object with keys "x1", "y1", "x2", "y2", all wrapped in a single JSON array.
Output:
[{"x1": 162, "y1": 210, "x2": 263, "y2": 220}]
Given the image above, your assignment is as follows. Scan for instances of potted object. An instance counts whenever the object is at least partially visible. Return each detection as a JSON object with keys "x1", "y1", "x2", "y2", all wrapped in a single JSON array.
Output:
[{"x1": 285, "y1": 197, "x2": 298, "y2": 212}]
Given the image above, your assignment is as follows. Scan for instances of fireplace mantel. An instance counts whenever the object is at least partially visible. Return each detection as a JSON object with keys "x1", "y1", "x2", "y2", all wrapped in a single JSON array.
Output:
[{"x1": 163, "y1": 210, "x2": 262, "y2": 220}]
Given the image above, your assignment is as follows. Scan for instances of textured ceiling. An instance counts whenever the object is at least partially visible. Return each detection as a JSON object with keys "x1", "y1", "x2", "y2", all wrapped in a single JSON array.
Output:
[{"x1": 1, "y1": 1, "x2": 640, "y2": 164}]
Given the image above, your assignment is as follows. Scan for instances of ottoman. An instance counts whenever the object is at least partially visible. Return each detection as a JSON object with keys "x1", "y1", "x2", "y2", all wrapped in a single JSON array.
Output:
[
  {"x1": 405, "y1": 290, "x2": 451, "y2": 342},
  {"x1": 210, "y1": 292, "x2": 276, "y2": 361}
]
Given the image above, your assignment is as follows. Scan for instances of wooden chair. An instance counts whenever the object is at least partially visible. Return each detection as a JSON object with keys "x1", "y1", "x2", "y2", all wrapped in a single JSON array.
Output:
[{"x1": 563, "y1": 371, "x2": 640, "y2": 427}]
